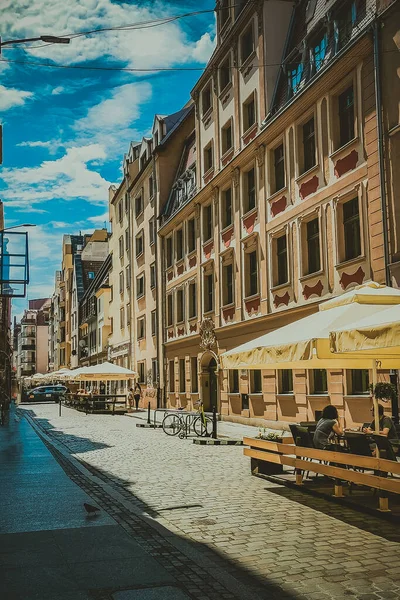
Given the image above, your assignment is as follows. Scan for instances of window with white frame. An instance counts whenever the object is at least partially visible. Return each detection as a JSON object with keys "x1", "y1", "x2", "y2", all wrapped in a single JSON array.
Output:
[
  {"x1": 204, "y1": 142, "x2": 213, "y2": 173},
  {"x1": 176, "y1": 288, "x2": 185, "y2": 323},
  {"x1": 244, "y1": 249, "x2": 258, "y2": 297},
  {"x1": 119, "y1": 236, "x2": 124, "y2": 257},
  {"x1": 150, "y1": 263, "x2": 156, "y2": 289},
  {"x1": 203, "y1": 204, "x2": 213, "y2": 242},
  {"x1": 135, "y1": 231, "x2": 144, "y2": 258},
  {"x1": 241, "y1": 21, "x2": 254, "y2": 63},
  {"x1": 149, "y1": 218, "x2": 155, "y2": 246},
  {"x1": 126, "y1": 266, "x2": 131, "y2": 289},
  {"x1": 188, "y1": 281, "x2": 197, "y2": 319},
  {"x1": 221, "y1": 119, "x2": 233, "y2": 155},
  {"x1": 125, "y1": 229, "x2": 130, "y2": 252},
  {"x1": 135, "y1": 194, "x2": 143, "y2": 218},
  {"x1": 167, "y1": 294, "x2": 174, "y2": 326},
  {"x1": 176, "y1": 228, "x2": 184, "y2": 261},
  {"x1": 204, "y1": 271, "x2": 214, "y2": 313},
  {"x1": 120, "y1": 307, "x2": 125, "y2": 329},
  {"x1": 119, "y1": 271, "x2": 124, "y2": 294},
  {"x1": 275, "y1": 233, "x2": 288, "y2": 286},
  {"x1": 151, "y1": 310, "x2": 156, "y2": 336},
  {"x1": 166, "y1": 236, "x2": 173, "y2": 267},
  {"x1": 137, "y1": 316, "x2": 145, "y2": 339},
  {"x1": 221, "y1": 187, "x2": 232, "y2": 229},
  {"x1": 136, "y1": 274, "x2": 145, "y2": 298},
  {"x1": 243, "y1": 92, "x2": 256, "y2": 132},
  {"x1": 222, "y1": 261, "x2": 234, "y2": 306},
  {"x1": 187, "y1": 218, "x2": 196, "y2": 253}
]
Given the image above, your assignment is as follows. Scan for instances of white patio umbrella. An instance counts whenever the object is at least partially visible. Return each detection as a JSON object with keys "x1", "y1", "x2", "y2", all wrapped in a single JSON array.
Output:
[{"x1": 65, "y1": 362, "x2": 136, "y2": 381}]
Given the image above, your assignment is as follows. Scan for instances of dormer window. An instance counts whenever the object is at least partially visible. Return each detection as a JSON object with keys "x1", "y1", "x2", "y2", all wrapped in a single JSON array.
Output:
[
  {"x1": 312, "y1": 33, "x2": 327, "y2": 73},
  {"x1": 335, "y1": 1, "x2": 366, "y2": 51},
  {"x1": 288, "y1": 61, "x2": 304, "y2": 97}
]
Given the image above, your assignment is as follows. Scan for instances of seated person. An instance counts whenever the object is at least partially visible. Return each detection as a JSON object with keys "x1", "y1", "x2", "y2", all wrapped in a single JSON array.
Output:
[
  {"x1": 363, "y1": 404, "x2": 398, "y2": 442},
  {"x1": 313, "y1": 405, "x2": 343, "y2": 450}
]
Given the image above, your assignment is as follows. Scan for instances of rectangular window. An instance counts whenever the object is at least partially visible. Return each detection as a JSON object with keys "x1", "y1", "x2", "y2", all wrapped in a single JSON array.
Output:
[
  {"x1": 119, "y1": 236, "x2": 124, "y2": 257},
  {"x1": 279, "y1": 370, "x2": 293, "y2": 394},
  {"x1": 151, "y1": 310, "x2": 156, "y2": 336},
  {"x1": 204, "y1": 272, "x2": 214, "y2": 313},
  {"x1": 179, "y1": 358, "x2": 186, "y2": 393},
  {"x1": 138, "y1": 362, "x2": 145, "y2": 385},
  {"x1": 222, "y1": 188, "x2": 232, "y2": 229},
  {"x1": 118, "y1": 200, "x2": 123, "y2": 223},
  {"x1": 176, "y1": 228, "x2": 184, "y2": 261},
  {"x1": 124, "y1": 192, "x2": 130, "y2": 213},
  {"x1": 189, "y1": 282, "x2": 197, "y2": 319},
  {"x1": 338, "y1": 86, "x2": 355, "y2": 148},
  {"x1": 137, "y1": 317, "x2": 145, "y2": 339},
  {"x1": 188, "y1": 218, "x2": 196, "y2": 253},
  {"x1": 243, "y1": 93, "x2": 256, "y2": 132},
  {"x1": 221, "y1": 120, "x2": 233, "y2": 155},
  {"x1": 125, "y1": 229, "x2": 130, "y2": 251},
  {"x1": 277, "y1": 234, "x2": 288, "y2": 286},
  {"x1": 191, "y1": 357, "x2": 198, "y2": 393},
  {"x1": 248, "y1": 251, "x2": 258, "y2": 297},
  {"x1": 149, "y1": 175, "x2": 154, "y2": 198},
  {"x1": 204, "y1": 143, "x2": 213, "y2": 172},
  {"x1": 119, "y1": 271, "x2": 124, "y2": 294},
  {"x1": 289, "y1": 61, "x2": 304, "y2": 96},
  {"x1": 149, "y1": 218, "x2": 155, "y2": 246},
  {"x1": 220, "y1": 0, "x2": 230, "y2": 26},
  {"x1": 250, "y1": 370, "x2": 262, "y2": 394},
  {"x1": 350, "y1": 369, "x2": 369, "y2": 395},
  {"x1": 202, "y1": 83, "x2": 212, "y2": 115},
  {"x1": 343, "y1": 198, "x2": 361, "y2": 261},
  {"x1": 166, "y1": 237, "x2": 173, "y2": 267},
  {"x1": 229, "y1": 370, "x2": 239, "y2": 393},
  {"x1": 136, "y1": 274, "x2": 145, "y2": 298},
  {"x1": 303, "y1": 117, "x2": 316, "y2": 173},
  {"x1": 313, "y1": 34, "x2": 327, "y2": 72},
  {"x1": 167, "y1": 294, "x2": 174, "y2": 326},
  {"x1": 177, "y1": 288, "x2": 185, "y2": 323},
  {"x1": 169, "y1": 360, "x2": 175, "y2": 392},
  {"x1": 306, "y1": 218, "x2": 320, "y2": 274},
  {"x1": 219, "y1": 53, "x2": 231, "y2": 91},
  {"x1": 203, "y1": 204, "x2": 213, "y2": 241},
  {"x1": 120, "y1": 307, "x2": 125, "y2": 329},
  {"x1": 126, "y1": 266, "x2": 131, "y2": 289},
  {"x1": 241, "y1": 22, "x2": 254, "y2": 62},
  {"x1": 136, "y1": 232, "x2": 144, "y2": 258},
  {"x1": 150, "y1": 263, "x2": 156, "y2": 289},
  {"x1": 152, "y1": 359, "x2": 158, "y2": 384},
  {"x1": 222, "y1": 263, "x2": 234, "y2": 306},
  {"x1": 126, "y1": 303, "x2": 131, "y2": 326},
  {"x1": 135, "y1": 194, "x2": 143, "y2": 217},
  {"x1": 244, "y1": 167, "x2": 256, "y2": 213},
  {"x1": 274, "y1": 144, "x2": 285, "y2": 192},
  {"x1": 312, "y1": 369, "x2": 328, "y2": 394}
]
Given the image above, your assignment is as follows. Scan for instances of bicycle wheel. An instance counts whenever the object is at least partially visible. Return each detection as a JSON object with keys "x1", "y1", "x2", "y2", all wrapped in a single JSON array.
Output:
[
  {"x1": 193, "y1": 415, "x2": 212, "y2": 437},
  {"x1": 162, "y1": 414, "x2": 182, "y2": 436}
]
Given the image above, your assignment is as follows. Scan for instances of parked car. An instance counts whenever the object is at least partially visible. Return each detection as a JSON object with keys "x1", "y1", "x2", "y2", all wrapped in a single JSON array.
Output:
[{"x1": 26, "y1": 385, "x2": 68, "y2": 403}]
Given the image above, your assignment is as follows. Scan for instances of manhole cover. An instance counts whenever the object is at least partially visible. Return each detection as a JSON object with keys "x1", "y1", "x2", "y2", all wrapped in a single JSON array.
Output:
[{"x1": 193, "y1": 518, "x2": 217, "y2": 526}]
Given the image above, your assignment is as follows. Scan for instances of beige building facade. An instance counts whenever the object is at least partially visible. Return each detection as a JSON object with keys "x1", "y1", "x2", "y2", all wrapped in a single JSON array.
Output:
[{"x1": 157, "y1": 0, "x2": 392, "y2": 429}]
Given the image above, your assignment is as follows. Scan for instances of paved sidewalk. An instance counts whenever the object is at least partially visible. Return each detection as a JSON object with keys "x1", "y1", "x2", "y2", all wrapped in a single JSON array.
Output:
[
  {"x1": 17, "y1": 402, "x2": 400, "y2": 600},
  {"x1": 1, "y1": 405, "x2": 258, "y2": 600}
]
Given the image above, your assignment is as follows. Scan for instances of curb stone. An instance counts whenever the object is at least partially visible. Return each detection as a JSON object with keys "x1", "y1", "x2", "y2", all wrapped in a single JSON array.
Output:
[{"x1": 193, "y1": 438, "x2": 244, "y2": 446}]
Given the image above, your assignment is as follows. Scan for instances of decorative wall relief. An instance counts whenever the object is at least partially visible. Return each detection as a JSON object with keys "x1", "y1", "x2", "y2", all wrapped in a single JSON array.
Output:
[
  {"x1": 339, "y1": 266, "x2": 365, "y2": 289},
  {"x1": 245, "y1": 296, "x2": 261, "y2": 315},
  {"x1": 271, "y1": 195, "x2": 287, "y2": 217},
  {"x1": 243, "y1": 211, "x2": 257, "y2": 235},
  {"x1": 188, "y1": 256, "x2": 197, "y2": 268},
  {"x1": 203, "y1": 240, "x2": 214, "y2": 259},
  {"x1": 273, "y1": 291, "x2": 290, "y2": 308},
  {"x1": 334, "y1": 150, "x2": 358, "y2": 178},
  {"x1": 222, "y1": 306, "x2": 235, "y2": 321},
  {"x1": 221, "y1": 226, "x2": 234, "y2": 248},
  {"x1": 299, "y1": 175, "x2": 319, "y2": 200},
  {"x1": 303, "y1": 279, "x2": 323, "y2": 299}
]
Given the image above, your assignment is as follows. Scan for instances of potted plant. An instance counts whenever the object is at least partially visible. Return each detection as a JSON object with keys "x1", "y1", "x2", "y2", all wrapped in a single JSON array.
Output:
[
  {"x1": 256, "y1": 428, "x2": 285, "y2": 443},
  {"x1": 369, "y1": 382, "x2": 397, "y2": 403}
]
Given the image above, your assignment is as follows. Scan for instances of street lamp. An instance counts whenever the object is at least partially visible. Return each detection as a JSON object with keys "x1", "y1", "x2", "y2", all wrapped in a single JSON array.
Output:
[
  {"x1": 0, "y1": 35, "x2": 70, "y2": 51},
  {"x1": 1, "y1": 224, "x2": 36, "y2": 232}
]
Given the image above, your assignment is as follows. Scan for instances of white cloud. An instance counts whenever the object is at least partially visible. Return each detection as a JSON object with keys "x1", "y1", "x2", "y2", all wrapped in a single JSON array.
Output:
[
  {"x1": 0, "y1": 85, "x2": 33, "y2": 111},
  {"x1": 51, "y1": 86, "x2": 65, "y2": 95},
  {"x1": 0, "y1": 1, "x2": 215, "y2": 69},
  {"x1": 1, "y1": 143, "x2": 110, "y2": 206},
  {"x1": 86, "y1": 212, "x2": 109, "y2": 225},
  {"x1": 192, "y1": 32, "x2": 215, "y2": 63},
  {"x1": 17, "y1": 140, "x2": 53, "y2": 148}
]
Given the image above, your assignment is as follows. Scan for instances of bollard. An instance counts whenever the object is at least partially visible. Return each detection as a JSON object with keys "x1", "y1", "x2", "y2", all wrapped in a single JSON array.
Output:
[
  {"x1": 147, "y1": 401, "x2": 151, "y2": 424},
  {"x1": 59, "y1": 398, "x2": 62, "y2": 417},
  {"x1": 212, "y1": 406, "x2": 217, "y2": 439}
]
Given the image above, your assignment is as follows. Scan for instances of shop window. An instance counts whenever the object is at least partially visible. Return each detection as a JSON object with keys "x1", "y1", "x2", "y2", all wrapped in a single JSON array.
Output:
[
  {"x1": 306, "y1": 218, "x2": 320, "y2": 274},
  {"x1": 312, "y1": 369, "x2": 328, "y2": 394},
  {"x1": 221, "y1": 120, "x2": 233, "y2": 155},
  {"x1": 279, "y1": 370, "x2": 293, "y2": 394},
  {"x1": 229, "y1": 370, "x2": 239, "y2": 393},
  {"x1": 189, "y1": 282, "x2": 197, "y2": 318},
  {"x1": 222, "y1": 263, "x2": 234, "y2": 306},
  {"x1": 191, "y1": 357, "x2": 198, "y2": 393},
  {"x1": 188, "y1": 218, "x2": 196, "y2": 252},
  {"x1": 203, "y1": 204, "x2": 213, "y2": 242},
  {"x1": 169, "y1": 360, "x2": 175, "y2": 392},
  {"x1": 302, "y1": 117, "x2": 316, "y2": 173},
  {"x1": 350, "y1": 369, "x2": 369, "y2": 395},
  {"x1": 204, "y1": 272, "x2": 214, "y2": 313},
  {"x1": 243, "y1": 167, "x2": 256, "y2": 213},
  {"x1": 250, "y1": 370, "x2": 262, "y2": 393},
  {"x1": 343, "y1": 197, "x2": 361, "y2": 261},
  {"x1": 338, "y1": 86, "x2": 355, "y2": 148},
  {"x1": 179, "y1": 358, "x2": 186, "y2": 392},
  {"x1": 221, "y1": 187, "x2": 232, "y2": 229},
  {"x1": 243, "y1": 93, "x2": 256, "y2": 132}
]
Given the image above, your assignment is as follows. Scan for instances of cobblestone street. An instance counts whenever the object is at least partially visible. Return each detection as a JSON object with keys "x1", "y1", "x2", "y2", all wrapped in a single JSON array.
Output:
[{"x1": 20, "y1": 404, "x2": 400, "y2": 600}]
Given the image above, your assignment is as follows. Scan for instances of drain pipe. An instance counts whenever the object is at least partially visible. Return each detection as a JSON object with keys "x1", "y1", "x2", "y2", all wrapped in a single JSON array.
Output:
[{"x1": 373, "y1": 19, "x2": 390, "y2": 286}]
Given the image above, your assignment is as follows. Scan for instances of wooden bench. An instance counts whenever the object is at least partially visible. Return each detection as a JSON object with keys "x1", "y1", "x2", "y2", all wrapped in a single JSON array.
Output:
[{"x1": 244, "y1": 436, "x2": 400, "y2": 512}]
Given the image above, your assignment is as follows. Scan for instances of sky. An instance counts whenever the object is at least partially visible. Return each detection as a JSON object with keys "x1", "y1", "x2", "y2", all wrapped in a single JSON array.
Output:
[{"x1": 0, "y1": 0, "x2": 216, "y2": 320}]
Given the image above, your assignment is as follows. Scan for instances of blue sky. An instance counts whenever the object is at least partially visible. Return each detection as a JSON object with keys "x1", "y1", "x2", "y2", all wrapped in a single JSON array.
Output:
[{"x1": 0, "y1": 0, "x2": 215, "y2": 319}]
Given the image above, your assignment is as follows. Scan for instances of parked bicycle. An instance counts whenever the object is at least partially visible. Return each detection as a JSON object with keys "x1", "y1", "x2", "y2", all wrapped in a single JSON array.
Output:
[{"x1": 162, "y1": 401, "x2": 212, "y2": 438}]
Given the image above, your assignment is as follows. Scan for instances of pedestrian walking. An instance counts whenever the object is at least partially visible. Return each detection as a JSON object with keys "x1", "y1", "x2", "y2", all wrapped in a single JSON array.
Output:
[
  {"x1": 127, "y1": 388, "x2": 134, "y2": 412},
  {"x1": 134, "y1": 383, "x2": 142, "y2": 411}
]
